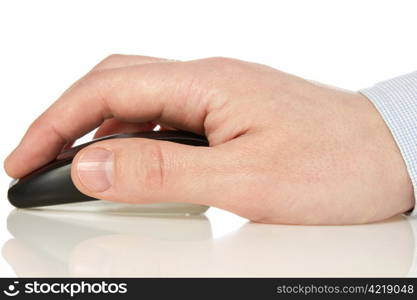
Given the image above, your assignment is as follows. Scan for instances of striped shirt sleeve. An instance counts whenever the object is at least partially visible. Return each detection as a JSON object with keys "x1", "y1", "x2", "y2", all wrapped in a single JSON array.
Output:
[{"x1": 360, "y1": 71, "x2": 417, "y2": 217}]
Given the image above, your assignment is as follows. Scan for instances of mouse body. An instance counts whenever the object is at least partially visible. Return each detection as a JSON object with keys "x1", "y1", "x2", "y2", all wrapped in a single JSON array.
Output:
[{"x1": 8, "y1": 130, "x2": 209, "y2": 212}]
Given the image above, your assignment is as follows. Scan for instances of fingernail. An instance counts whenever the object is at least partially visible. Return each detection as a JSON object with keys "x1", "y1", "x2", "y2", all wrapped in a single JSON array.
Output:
[{"x1": 76, "y1": 148, "x2": 114, "y2": 192}]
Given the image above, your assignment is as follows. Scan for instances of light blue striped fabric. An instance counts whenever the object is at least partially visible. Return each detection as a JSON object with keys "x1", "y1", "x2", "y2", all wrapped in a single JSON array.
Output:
[{"x1": 360, "y1": 71, "x2": 417, "y2": 217}]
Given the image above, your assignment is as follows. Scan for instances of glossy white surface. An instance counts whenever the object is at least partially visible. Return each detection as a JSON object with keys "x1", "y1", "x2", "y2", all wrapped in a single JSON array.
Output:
[
  {"x1": 1, "y1": 208, "x2": 416, "y2": 277},
  {"x1": 1, "y1": 0, "x2": 417, "y2": 278}
]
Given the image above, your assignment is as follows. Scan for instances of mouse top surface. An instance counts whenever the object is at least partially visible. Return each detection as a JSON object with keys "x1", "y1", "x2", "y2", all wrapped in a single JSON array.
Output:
[
  {"x1": 8, "y1": 130, "x2": 208, "y2": 209},
  {"x1": 56, "y1": 130, "x2": 208, "y2": 161}
]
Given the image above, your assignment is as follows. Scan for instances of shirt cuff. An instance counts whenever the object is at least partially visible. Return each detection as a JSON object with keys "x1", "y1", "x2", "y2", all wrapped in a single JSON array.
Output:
[{"x1": 360, "y1": 71, "x2": 417, "y2": 217}]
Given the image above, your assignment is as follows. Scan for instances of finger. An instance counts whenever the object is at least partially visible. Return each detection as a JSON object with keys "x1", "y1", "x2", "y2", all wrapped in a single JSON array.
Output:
[
  {"x1": 93, "y1": 119, "x2": 156, "y2": 139},
  {"x1": 5, "y1": 60, "x2": 214, "y2": 178},
  {"x1": 70, "y1": 138, "x2": 223, "y2": 206},
  {"x1": 61, "y1": 55, "x2": 172, "y2": 115},
  {"x1": 5, "y1": 54, "x2": 171, "y2": 177},
  {"x1": 82, "y1": 55, "x2": 169, "y2": 143}
]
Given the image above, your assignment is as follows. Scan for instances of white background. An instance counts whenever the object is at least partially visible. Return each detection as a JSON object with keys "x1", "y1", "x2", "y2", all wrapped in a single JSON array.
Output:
[{"x1": 0, "y1": 0, "x2": 416, "y2": 277}]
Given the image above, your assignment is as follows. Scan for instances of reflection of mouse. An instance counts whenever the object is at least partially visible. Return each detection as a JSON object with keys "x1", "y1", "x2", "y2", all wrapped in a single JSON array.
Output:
[
  {"x1": 4, "y1": 209, "x2": 212, "y2": 277},
  {"x1": 8, "y1": 130, "x2": 209, "y2": 211}
]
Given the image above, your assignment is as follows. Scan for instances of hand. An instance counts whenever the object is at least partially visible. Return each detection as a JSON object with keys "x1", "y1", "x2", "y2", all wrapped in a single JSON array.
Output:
[{"x1": 4, "y1": 55, "x2": 414, "y2": 224}]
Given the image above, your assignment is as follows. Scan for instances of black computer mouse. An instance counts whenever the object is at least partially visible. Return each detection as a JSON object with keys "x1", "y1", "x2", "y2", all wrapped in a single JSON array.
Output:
[{"x1": 8, "y1": 130, "x2": 209, "y2": 209}]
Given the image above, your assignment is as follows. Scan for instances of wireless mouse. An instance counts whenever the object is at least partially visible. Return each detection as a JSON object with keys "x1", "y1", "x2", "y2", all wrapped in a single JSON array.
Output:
[{"x1": 8, "y1": 130, "x2": 209, "y2": 212}]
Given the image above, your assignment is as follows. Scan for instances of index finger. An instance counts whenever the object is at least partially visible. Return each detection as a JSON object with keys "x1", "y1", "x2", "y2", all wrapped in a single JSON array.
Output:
[{"x1": 5, "y1": 60, "x2": 213, "y2": 178}]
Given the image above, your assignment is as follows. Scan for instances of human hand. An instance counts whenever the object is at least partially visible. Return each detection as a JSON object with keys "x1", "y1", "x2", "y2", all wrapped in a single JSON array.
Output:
[{"x1": 4, "y1": 55, "x2": 414, "y2": 224}]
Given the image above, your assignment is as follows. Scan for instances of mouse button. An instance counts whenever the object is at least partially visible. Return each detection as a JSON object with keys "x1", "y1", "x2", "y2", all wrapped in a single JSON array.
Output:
[
  {"x1": 55, "y1": 133, "x2": 123, "y2": 161},
  {"x1": 8, "y1": 163, "x2": 75, "y2": 208},
  {"x1": 166, "y1": 137, "x2": 209, "y2": 146},
  {"x1": 56, "y1": 141, "x2": 95, "y2": 160}
]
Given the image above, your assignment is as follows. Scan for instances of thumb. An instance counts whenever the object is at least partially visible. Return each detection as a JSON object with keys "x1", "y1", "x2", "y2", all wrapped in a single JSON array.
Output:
[{"x1": 71, "y1": 138, "x2": 219, "y2": 205}]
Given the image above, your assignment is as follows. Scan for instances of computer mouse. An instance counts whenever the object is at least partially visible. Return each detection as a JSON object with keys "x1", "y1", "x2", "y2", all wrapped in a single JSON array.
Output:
[{"x1": 8, "y1": 130, "x2": 209, "y2": 212}]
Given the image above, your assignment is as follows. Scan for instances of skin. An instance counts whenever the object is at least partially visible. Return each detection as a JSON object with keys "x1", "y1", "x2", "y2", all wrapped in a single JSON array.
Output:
[{"x1": 4, "y1": 55, "x2": 414, "y2": 224}]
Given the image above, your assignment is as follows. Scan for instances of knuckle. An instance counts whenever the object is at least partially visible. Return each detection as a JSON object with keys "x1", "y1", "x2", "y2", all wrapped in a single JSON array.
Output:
[
  {"x1": 103, "y1": 53, "x2": 123, "y2": 63},
  {"x1": 205, "y1": 56, "x2": 234, "y2": 65},
  {"x1": 205, "y1": 56, "x2": 241, "y2": 69},
  {"x1": 135, "y1": 142, "x2": 167, "y2": 191},
  {"x1": 91, "y1": 54, "x2": 124, "y2": 71},
  {"x1": 26, "y1": 118, "x2": 69, "y2": 148},
  {"x1": 77, "y1": 71, "x2": 104, "y2": 97},
  {"x1": 83, "y1": 68, "x2": 103, "y2": 82},
  {"x1": 82, "y1": 68, "x2": 111, "y2": 91},
  {"x1": 204, "y1": 56, "x2": 246, "y2": 78}
]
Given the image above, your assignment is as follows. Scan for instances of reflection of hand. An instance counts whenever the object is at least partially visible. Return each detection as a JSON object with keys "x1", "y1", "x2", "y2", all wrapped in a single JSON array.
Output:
[
  {"x1": 67, "y1": 219, "x2": 413, "y2": 277},
  {"x1": 3, "y1": 212, "x2": 413, "y2": 277},
  {"x1": 5, "y1": 55, "x2": 413, "y2": 224},
  {"x1": 3, "y1": 239, "x2": 67, "y2": 277}
]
